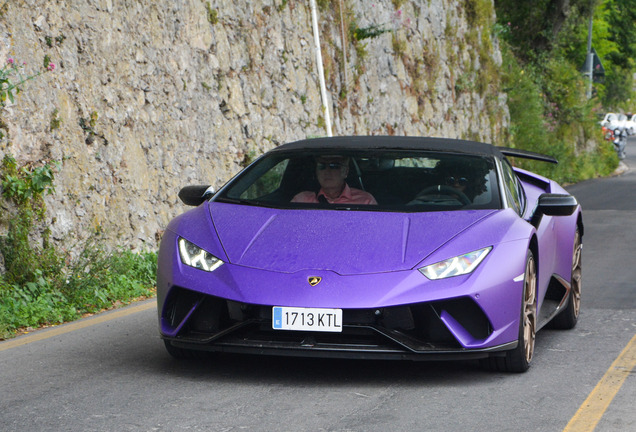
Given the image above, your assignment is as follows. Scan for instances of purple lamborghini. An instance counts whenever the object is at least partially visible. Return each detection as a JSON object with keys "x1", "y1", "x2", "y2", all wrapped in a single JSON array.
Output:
[{"x1": 157, "y1": 136, "x2": 583, "y2": 372}]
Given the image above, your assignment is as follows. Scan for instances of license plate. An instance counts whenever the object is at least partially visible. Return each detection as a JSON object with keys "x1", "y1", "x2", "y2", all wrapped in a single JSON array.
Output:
[{"x1": 272, "y1": 307, "x2": 342, "y2": 332}]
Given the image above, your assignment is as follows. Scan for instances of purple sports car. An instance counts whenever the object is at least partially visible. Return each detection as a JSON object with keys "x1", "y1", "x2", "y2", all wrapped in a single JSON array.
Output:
[{"x1": 157, "y1": 136, "x2": 582, "y2": 372}]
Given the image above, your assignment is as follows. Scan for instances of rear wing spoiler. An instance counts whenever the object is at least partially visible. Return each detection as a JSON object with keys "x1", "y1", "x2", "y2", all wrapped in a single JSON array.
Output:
[{"x1": 498, "y1": 147, "x2": 558, "y2": 164}]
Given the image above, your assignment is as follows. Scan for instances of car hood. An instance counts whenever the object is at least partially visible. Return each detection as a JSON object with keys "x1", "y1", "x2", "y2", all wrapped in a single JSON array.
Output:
[{"x1": 210, "y1": 203, "x2": 498, "y2": 275}]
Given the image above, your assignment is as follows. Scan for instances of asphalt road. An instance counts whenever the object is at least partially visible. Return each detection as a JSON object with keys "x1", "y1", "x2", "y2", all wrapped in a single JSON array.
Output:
[{"x1": 1, "y1": 141, "x2": 635, "y2": 432}]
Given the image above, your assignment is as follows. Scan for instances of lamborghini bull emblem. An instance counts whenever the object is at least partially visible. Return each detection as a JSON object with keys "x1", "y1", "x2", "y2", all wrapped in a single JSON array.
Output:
[{"x1": 308, "y1": 276, "x2": 322, "y2": 286}]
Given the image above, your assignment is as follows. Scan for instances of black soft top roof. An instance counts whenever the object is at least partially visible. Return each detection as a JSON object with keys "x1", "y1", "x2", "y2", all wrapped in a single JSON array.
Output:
[
  {"x1": 272, "y1": 136, "x2": 499, "y2": 156},
  {"x1": 271, "y1": 136, "x2": 558, "y2": 163}
]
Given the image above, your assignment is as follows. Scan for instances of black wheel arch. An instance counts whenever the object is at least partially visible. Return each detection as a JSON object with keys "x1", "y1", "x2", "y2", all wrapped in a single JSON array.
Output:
[
  {"x1": 577, "y1": 212, "x2": 584, "y2": 238},
  {"x1": 529, "y1": 234, "x2": 539, "y2": 283}
]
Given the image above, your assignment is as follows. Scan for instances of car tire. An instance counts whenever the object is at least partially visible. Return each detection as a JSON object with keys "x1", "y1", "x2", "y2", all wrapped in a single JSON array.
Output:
[
  {"x1": 549, "y1": 228, "x2": 582, "y2": 330},
  {"x1": 482, "y1": 250, "x2": 536, "y2": 373}
]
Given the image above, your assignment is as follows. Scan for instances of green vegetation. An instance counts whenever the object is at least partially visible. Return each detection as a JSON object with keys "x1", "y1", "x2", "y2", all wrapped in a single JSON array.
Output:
[
  {"x1": 496, "y1": 0, "x2": 634, "y2": 110},
  {"x1": 277, "y1": 0, "x2": 288, "y2": 13},
  {"x1": 79, "y1": 110, "x2": 104, "y2": 145},
  {"x1": 205, "y1": 2, "x2": 218, "y2": 25},
  {"x1": 499, "y1": 45, "x2": 617, "y2": 183},
  {"x1": 592, "y1": 0, "x2": 636, "y2": 109},
  {"x1": 1, "y1": 57, "x2": 52, "y2": 107},
  {"x1": 316, "y1": 0, "x2": 331, "y2": 12},
  {"x1": 353, "y1": 24, "x2": 390, "y2": 41},
  {"x1": 0, "y1": 155, "x2": 156, "y2": 339},
  {"x1": 49, "y1": 108, "x2": 61, "y2": 131},
  {"x1": 45, "y1": 34, "x2": 66, "y2": 48},
  {"x1": 494, "y1": 0, "x2": 629, "y2": 182}
]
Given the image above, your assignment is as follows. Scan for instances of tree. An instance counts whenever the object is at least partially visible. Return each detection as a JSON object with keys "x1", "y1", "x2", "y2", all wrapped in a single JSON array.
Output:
[
  {"x1": 604, "y1": 0, "x2": 636, "y2": 69},
  {"x1": 495, "y1": 0, "x2": 598, "y2": 58},
  {"x1": 594, "y1": 0, "x2": 636, "y2": 107}
]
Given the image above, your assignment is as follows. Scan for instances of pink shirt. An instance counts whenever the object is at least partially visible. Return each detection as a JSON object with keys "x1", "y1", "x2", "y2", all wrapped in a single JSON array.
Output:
[{"x1": 292, "y1": 184, "x2": 377, "y2": 205}]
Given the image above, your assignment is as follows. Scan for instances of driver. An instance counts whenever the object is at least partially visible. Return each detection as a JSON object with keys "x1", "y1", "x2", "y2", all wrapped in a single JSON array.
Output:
[{"x1": 292, "y1": 156, "x2": 377, "y2": 204}]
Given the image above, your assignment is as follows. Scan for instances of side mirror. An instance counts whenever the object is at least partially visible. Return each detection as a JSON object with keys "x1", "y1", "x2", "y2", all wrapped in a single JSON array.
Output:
[
  {"x1": 530, "y1": 193, "x2": 578, "y2": 227},
  {"x1": 178, "y1": 185, "x2": 215, "y2": 206},
  {"x1": 537, "y1": 193, "x2": 578, "y2": 216}
]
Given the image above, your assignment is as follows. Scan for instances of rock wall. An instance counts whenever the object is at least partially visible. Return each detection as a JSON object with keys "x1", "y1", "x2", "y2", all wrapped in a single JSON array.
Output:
[{"x1": 0, "y1": 0, "x2": 508, "y2": 251}]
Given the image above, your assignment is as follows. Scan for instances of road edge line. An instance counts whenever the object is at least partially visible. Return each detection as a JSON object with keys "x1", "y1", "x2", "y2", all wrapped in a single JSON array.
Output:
[
  {"x1": 0, "y1": 299, "x2": 156, "y2": 352},
  {"x1": 563, "y1": 333, "x2": 636, "y2": 432}
]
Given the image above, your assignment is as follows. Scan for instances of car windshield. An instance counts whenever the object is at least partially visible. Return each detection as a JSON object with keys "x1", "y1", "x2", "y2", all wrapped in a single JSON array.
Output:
[{"x1": 215, "y1": 149, "x2": 501, "y2": 211}]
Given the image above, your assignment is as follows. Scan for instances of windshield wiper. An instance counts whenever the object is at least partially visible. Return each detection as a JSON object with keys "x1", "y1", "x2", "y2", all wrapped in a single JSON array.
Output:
[{"x1": 214, "y1": 197, "x2": 279, "y2": 208}]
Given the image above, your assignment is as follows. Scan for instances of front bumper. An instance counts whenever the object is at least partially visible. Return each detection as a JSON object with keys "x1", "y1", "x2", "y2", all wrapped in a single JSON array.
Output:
[{"x1": 160, "y1": 288, "x2": 517, "y2": 361}]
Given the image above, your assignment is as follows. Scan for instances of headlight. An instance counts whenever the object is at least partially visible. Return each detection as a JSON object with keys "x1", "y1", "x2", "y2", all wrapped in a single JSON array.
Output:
[
  {"x1": 178, "y1": 238, "x2": 224, "y2": 272},
  {"x1": 419, "y1": 247, "x2": 491, "y2": 280}
]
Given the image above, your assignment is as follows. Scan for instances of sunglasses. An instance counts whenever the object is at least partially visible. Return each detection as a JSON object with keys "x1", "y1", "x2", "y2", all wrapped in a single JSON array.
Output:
[
  {"x1": 317, "y1": 162, "x2": 344, "y2": 170},
  {"x1": 446, "y1": 176, "x2": 468, "y2": 186}
]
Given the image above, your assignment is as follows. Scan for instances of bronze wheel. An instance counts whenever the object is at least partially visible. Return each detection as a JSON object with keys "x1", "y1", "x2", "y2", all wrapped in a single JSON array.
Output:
[
  {"x1": 551, "y1": 228, "x2": 582, "y2": 329},
  {"x1": 481, "y1": 250, "x2": 536, "y2": 373},
  {"x1": 522, "y1": 253, "x2": 537, "y2": 364},
  {"x1": 571, "y1": 229, "x2": 582, "y2": 318}
]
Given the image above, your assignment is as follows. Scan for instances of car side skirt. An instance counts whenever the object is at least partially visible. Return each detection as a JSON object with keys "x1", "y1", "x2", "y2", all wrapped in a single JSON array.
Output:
[{"x1": 538, "y1": 274, "x2": 572, "y2": 330}]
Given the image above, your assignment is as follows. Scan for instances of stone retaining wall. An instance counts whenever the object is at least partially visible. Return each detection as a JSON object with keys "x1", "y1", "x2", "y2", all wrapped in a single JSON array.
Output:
[{"x1": 0, "y1": 0, "x2": 508, "y2": 251}]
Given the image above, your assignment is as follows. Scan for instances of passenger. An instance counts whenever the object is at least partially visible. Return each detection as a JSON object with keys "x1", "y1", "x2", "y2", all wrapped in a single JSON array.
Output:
[
  {"x1": 444, "y1": 174, "x2": 469, "y2": 194},
  {"x1": 409, "y1": 158, "x2": 489, "y2": 205},
  {"x1": 292, "y1": 156, "x2": 377, "y2": 205}
]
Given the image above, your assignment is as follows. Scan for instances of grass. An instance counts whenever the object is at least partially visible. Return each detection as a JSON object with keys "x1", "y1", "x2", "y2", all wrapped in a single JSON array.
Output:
[
  {"x1": 0, "y1": 246, "x2": 157, "y2": 339},
  {"x1": 0, "y1": 155, "x2": 157, "y2": 340}
]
